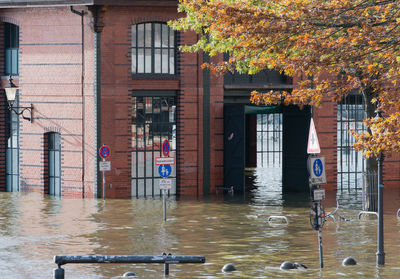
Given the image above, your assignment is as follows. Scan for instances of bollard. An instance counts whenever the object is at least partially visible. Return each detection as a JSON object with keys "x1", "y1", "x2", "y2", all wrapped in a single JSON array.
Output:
[{"x1": 53, "y1": 266, "x2": 65, "y2": 279}]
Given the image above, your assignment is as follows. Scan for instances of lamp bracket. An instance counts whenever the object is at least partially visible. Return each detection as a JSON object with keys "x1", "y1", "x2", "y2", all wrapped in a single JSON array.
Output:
[{"x1": 8, "y1": 104, "x2": 33, "y2": 122}]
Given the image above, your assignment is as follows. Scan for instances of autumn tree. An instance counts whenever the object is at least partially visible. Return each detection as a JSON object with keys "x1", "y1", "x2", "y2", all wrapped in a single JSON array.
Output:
[{"x1": 171, "y1": 0, "x2": 400, "y2": 208}]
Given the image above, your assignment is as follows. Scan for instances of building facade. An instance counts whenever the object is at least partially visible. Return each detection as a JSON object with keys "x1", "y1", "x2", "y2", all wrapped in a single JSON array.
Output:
[{"x1": 0, "y1": 1, "x2": 398, "y2": 204}]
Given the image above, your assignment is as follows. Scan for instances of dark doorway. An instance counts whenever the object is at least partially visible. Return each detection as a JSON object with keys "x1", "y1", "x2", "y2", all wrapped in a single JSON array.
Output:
[
  {"x1": 224, "y1": 104, "x2": 245, "y2": 194},
  {"x1": 224, "y1": 104, "x2": 310, "y2": 196},
  {"x1": 282, "y1": 105, "x2": 311, "y2": 193}
]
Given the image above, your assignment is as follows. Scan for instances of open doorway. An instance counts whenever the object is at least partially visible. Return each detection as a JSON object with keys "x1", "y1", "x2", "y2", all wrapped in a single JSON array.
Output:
[
  {"x1": 245, "y1": 106, "x2": 283, "y2": 203},
  {"x1": 224, "y1": 103, "x2": 310, "y2": 199}
]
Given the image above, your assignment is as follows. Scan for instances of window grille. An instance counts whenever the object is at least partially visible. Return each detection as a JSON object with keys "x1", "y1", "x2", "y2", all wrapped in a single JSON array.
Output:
[
  {"x1": 337, "y1": 95, "x2": 366, "y2": 192},
  {"x1": 131, "y1": 96, "x2": 176, "y2": 197},
  {"x1": 131, "y1": 23, "x2": 176, "y2": 75},
  {"x1": 257, "y1": 113, "x2": 282, "y2": 167}
]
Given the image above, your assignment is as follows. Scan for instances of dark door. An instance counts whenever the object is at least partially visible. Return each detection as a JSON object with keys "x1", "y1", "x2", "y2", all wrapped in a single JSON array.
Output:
[
  {"x1": 224, "y1": 104, "x2": 245, "y2": 194},
  {"x1": 282, "y1": 105, "x2": 311, "y2": 193}
]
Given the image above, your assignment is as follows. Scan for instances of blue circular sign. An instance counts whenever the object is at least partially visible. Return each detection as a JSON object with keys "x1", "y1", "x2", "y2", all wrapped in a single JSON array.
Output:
[
  {"x1": 99, "y1": 145, "x2": 110, "y2": 159},
  {"x1": 158, "y1": 164, "x2": 172, "y2": 178},
  {"x1": 162, "y1": 140, "x2": 170, "y2": 157},
  {"x1": 313, "y1": 159, "x2": 323, "y2": 177}
]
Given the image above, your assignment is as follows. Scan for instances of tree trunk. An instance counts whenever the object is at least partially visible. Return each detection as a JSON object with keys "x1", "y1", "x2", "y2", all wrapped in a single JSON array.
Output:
[{"x1": 362, "y1": 87, "x2": 378, "y2": 211}]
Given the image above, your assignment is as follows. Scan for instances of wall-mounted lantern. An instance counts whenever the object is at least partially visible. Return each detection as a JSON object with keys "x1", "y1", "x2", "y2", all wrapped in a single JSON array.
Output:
[{"x1": 4, "y1": 76, "x2": 33, "y2": 122}]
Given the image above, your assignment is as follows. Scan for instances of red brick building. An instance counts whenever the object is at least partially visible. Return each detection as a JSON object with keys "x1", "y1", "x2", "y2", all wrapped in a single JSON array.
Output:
[{"x1": 0, "y1": 1, "x2": 398, "y2": 203}]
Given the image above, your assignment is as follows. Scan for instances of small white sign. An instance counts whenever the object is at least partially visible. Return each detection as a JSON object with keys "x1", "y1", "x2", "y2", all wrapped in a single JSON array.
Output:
[
  {"x1": 155, "y1": 157, "x2": 175, "y2": 165},
  {"x1": 307, "y1": 118, "x2": 321, "y2": 154},
  {"x1": 99, "y1": 161, "x2": 111, "y2": 171},
  {"x1": 309, "y1": 156, "x2": 326, "y2": 184},
  {"x1": 313, "y1": 189, "x2": 326, "y2": 201},
  {"x1": 159, "y1": 179, "x2": 172, "y2": 190}
]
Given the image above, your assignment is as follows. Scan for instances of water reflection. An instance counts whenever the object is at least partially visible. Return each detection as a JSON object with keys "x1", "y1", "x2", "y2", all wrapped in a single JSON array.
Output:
[{"x1": 0, "y1": 186, "x2": 399, "y2": 278}]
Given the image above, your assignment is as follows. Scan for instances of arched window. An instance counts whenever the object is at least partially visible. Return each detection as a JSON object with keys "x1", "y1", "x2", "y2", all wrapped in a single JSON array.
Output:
[
  {"x1": 45, "y1": 132, "x2": 61, "y2": 196},
  {"x1": 4, "y1": 22, "x2": 19, "y2": 75},
  {"x1": 131, "y1": 22, "x2": 176, "y2": 75}
]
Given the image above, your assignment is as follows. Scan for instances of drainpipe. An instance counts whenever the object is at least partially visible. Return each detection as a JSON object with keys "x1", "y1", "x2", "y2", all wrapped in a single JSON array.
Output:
[
  {"x1": 88, "y1": 5, "x2": 106, "y2": 198},
  {"x1": 70, "y1": 6, "x2": 86, "y2": 198},
  {"x1": 203, "y1": 52, "x2": 210, "y2": 196}
]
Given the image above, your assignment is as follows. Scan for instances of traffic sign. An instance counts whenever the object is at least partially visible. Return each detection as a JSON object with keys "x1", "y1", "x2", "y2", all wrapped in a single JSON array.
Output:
[
  {"x1": 309, "y1": 156, "x2": 326, "y2": 184},
  {"x1": 162, "y1": 140, "x2": 170, "y2": 157},
  {"x1": 99, "y1": 161, "x2": 111, "y2": 171},
  {"x1": 313, "y1": 188, "x2": 326, "y2": 201},
  {"x1": 99, "y1": 145, "x2": 111, "y2": 159},
  {"x1": 155, "y1": 157, "x2": 175, "y2": 165},
  {"x1": 159, "y1": 179, "x2": 172, "y2": 190},
  {"x1": 158, "y1": 164, "x2": 172, "y2": 178},
  {"x1": 307, "y1": 118, "x2": 320, "y2": 154}
]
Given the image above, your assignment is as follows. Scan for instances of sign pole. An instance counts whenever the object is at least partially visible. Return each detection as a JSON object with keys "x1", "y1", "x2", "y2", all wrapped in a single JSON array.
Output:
[
  {"x1": 102, "y1": 158, "x2": 106, "y2": 200},
  {"x1": 163, "y1": 189, "x2": 167, "y2": 221},
  {"x1": 318, "y1": 202, "x2": 324, "y2": 268}
]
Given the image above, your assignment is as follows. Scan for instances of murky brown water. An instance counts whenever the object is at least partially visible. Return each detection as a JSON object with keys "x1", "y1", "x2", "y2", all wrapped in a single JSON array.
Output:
[{"x1": 0, "y1": 185, "x2": 399, "y2": 278}]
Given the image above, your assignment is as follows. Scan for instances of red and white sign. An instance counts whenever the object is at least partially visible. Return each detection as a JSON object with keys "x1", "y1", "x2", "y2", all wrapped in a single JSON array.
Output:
[
  {"x1": 155, "y1": 157, "x2": 175, "y2": 165},
  {"x1": 307, "y1": 118, "x2": 320, "y2": 154}
]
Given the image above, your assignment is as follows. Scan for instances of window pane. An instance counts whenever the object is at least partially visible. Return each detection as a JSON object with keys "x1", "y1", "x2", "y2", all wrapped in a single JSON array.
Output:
[
  {"x1": 155, "y1": 49, "x2": 161, "y2": 73},
  {"x1": 145, "y1": 48, "x2": 152, "y2": 73},
  {"x1": 11, "y1": 49, "x2": 18, "y2": 75},
  {"x1": 12, "y1": 149, "x2": 18, "y2": 171},
  {"x1": 169, "y1": 30, "x2": 174, "y2": 47},
  {"x1": 54, "y1": 152, "x2": 60, "y2": 176},
  {"x1": 132, "y1": 25, "x2": 136, "y2": 47},
  {"x1": 145, "y1": 23, "x2": 152, "y2": 47},
  {"x1": 6, "y1": 149, "x2": 11, "y2": 174},
  {"x1": 138, "y1": 24, "x2": 144, "y2": 47},
  {"x1": 162, "y1": 49, "x2": 168, "y2": 73},
  {"x1": 154, "y1": 23, "x2": 161, "y2": 47},
  {"x1": 162, "y1": 24, "x2": 168, "y2": 47},
  {"x1": 169, "y1": 49, "x2": 175, "y2": 74},
  {"x1": 138, "y1": 48, "x2": 144, "y2": 73},
  {"x1": 132, "y1": 50, "x2": 137, "y2": 73},
  {"x1": 49, "y1": 152, "x2": 55, "y2": 176},
  {"x1": 5, "y1": 49, "x2": 11, "y2": 74}
]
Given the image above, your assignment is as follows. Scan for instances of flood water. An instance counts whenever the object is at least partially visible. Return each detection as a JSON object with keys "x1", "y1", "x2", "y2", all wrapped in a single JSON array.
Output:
[{"x1": 0, "y1": 169, "x2": 399, "y2": 278}]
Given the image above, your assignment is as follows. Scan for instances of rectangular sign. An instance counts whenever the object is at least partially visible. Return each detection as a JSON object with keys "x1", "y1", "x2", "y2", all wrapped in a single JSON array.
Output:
[
  {"x1": 99, "y1": 161, "x2": 111, "y2": 171},
  {"x1": 159, "y1": 179, "x2": 172, "y2": 190},
  {"x1": 308, "y1": 156, "x2": 327, "y2": 185},
  {"x1": 155, "y1": 157, "x2": 175, "y2": 165},
  {"x1": 313, "y1": 188, "x2": 326, "y2": 201}
]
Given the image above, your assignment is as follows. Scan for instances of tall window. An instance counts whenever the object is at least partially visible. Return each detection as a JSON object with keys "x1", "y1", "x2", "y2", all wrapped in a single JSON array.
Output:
[
  {"x1": 337, "y1": 95, "x2": 366, "y2": 193},
  {"x1": 131, "y1": 95, "x2": 176, "y2": 197},
  {"x1": 47, "y1": 133, "x2": 61, "y2": 197},
  {"x1": 131, "y1": 23, "x2": 176, "y2": 75},
  {"x1": 6, "y1": 97, "x2": 19, "y2": 192},
  {"x1": 4, "y1": 22, "x2": 19, "y2": 75}
]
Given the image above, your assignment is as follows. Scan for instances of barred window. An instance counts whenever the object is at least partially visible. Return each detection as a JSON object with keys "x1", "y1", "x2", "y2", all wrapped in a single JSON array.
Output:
[{"x1": 131, "y1": 23, "x2": 176, "y2": 75}]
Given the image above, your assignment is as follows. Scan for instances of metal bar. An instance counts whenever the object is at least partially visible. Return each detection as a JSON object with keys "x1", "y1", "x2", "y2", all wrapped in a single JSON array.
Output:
[{"x1": 54, "y1": 255, "x2": 206, "y2": 265}]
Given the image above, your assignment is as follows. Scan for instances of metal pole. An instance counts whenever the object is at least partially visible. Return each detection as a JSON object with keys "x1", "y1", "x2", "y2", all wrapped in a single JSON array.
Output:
[
  {"x1": 376, "y1": 153, "x2": 385, "y2": 265},
  {"x1": 164, "y1": 262, "x2": 169, "y2": 275},
  {"x1": 318, "y1": 226, "x2": 324, "y2": 268},
  {"x1": 53, "y1": 266, "x2": 64, "y2": 279},
  {"x1": 102, "y1": 158, "x2": 106, "y2": 200},
  {"x1": 163, "y1": 189, "x2": 167, "y2": 221}
]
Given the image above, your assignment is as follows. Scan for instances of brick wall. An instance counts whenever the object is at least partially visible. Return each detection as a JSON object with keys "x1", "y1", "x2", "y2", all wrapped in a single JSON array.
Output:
[{"x1": 0, "y1": 6, "x2": 96, "y2": 197}]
